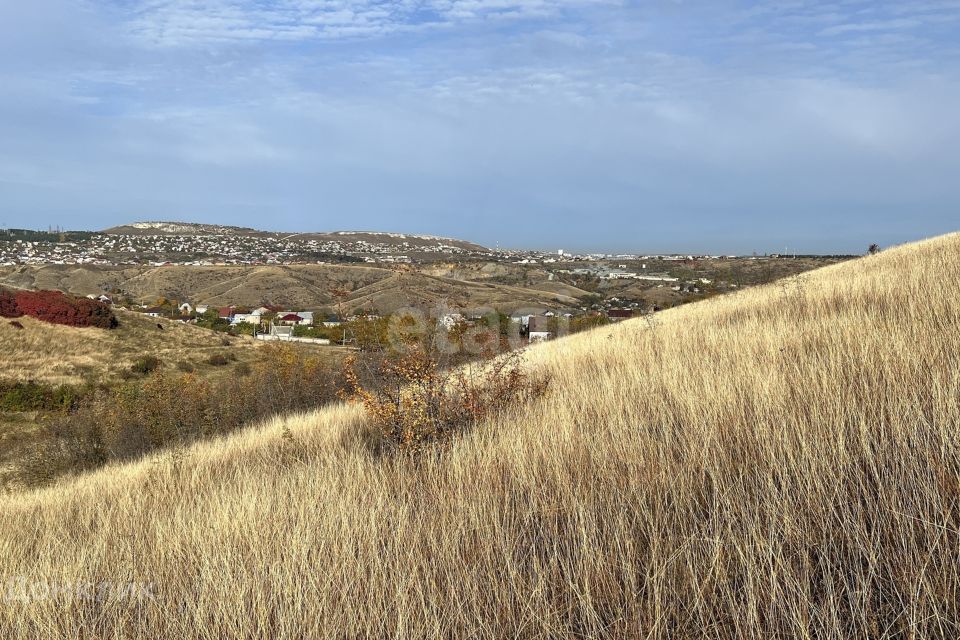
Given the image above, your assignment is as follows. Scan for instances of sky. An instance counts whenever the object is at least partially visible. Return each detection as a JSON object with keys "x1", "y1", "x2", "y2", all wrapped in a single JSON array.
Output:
[{"x1": 0, "y1": 1, "x2": 959, "y2": 254}]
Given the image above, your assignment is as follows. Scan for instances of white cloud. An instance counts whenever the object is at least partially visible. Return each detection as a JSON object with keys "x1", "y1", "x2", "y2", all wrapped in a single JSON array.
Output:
[{"x1": 125, "y1": 0, "x2": 616, "y2": 46}]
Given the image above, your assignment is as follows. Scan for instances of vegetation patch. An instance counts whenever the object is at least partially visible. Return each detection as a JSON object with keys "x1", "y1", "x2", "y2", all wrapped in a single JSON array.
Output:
[{"x1": 0, "y1": 287, "x2": 117, "y2": 329}]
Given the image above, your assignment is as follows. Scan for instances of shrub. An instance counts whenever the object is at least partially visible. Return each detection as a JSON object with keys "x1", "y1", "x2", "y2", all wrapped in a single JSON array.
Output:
[
  {"x1": 207, "y1": 354, "x2": 230, "y2": 366},
  {"x1": 28, "y1": 344, "x2": 341, "y2": 483},
  {"x1": 0, "y1": 288, "x2": 22, "y2": 318},
  {"x1": 176, "y1": 361, "x2": 195, "y2": 373},
  {"x1": 0, "y1": 380, "x2": 85, "y2": 412},
  {"x1": 344, "y1": 346, "x2": 549, "y2": 454},
  {"x1": 10, "y1": 289, "x2": 117, "y2": 328},
  {"x1": 235, "y1": 362, "x2": 252, "y2": 377},
  {"x1": 131, "y1": 356, "x2": 162, "y2": 375}
]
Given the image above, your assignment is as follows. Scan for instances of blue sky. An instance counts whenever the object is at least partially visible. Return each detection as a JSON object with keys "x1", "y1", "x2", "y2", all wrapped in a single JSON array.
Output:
[{"x1": 1, "y1": 1, "x2": 958, "y2": 253}]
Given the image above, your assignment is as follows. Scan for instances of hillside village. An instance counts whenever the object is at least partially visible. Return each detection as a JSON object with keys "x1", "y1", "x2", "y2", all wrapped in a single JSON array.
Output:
[{"x1": 0, "y1": 222, "x2": 858, "y2": 353}]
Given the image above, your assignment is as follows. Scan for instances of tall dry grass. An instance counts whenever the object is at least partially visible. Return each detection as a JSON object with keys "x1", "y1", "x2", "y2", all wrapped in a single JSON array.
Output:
[{"x1": 0, "y1": 233, "x2": 958, "y2": 638}]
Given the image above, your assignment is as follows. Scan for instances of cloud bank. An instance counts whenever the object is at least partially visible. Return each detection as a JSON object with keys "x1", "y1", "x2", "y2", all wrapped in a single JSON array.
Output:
[{"x1": 0, "y1": 0, "x2": 958, "y2": 252}]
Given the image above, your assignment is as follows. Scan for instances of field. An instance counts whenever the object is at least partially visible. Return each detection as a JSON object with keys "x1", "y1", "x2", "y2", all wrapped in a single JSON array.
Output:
[
  {"x1": 0, "y1": 233, "x2": 957, "y2": 637},
  {"x1": 0, "y1": 308, "x2": 263, "y2": 387}
]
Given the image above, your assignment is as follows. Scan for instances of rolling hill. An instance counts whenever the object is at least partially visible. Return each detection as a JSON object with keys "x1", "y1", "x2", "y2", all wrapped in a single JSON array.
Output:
[
  {"x1": 1, "y1": 233, "x2": 958, "y2": 637},
  {"x1": 102, "y1": 221, "x2": 489, "y2": 252},
  {"x1": 0, "y1": 263, "x2": 580, "y2": 314}
]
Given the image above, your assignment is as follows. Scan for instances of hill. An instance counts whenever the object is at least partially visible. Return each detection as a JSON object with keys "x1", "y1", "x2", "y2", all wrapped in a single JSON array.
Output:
[
  {"x1": 102, "y1": 221, "x2": 489, "y2": 252},
  {"x1": 0, "y1": 307, "x2": 262, "y2": 386},
  {"x1": 1, "y1": 233, "x2": 958, "y2": 637},
  {"x1": 0, "y1": 263, "x2": 579, "y2": 314}
]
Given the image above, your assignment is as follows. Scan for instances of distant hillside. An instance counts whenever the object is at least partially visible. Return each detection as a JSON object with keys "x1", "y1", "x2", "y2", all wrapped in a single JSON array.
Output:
[
  {"x1": 102, "y1": 222, "x2": 267, "y2": 237},
  {"x1": 0, "y1": 263, "x2": 578, "y2": 314},
  {"x1": 2, "y1": 233, "x2": 958, "y2": 636},
  {"x1": 103, "y1": 221, "x2": 489, "y2": 252}
]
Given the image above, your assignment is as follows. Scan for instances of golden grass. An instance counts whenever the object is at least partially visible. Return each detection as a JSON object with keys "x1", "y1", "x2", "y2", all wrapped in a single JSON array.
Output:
[
  {"x1": 0, "y1": 309, "x2": 262, "y2": 386},
  {"x1": 0, "y1": 233, "x2": 958, "y2": 637}
]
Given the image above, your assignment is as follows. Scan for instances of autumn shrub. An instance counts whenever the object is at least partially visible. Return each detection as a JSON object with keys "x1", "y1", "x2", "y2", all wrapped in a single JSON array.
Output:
[
  {"x1": 0, "y1": 288, "x2": 22, "y2": 318},
  {"x1": 207, "y1": 353, "x2": 230, "y2": 366},
  {"x1": 8, "y1": 289, "x2": 117, "y2": 328},
  {"x1": 131, "y1": 355, "x2": 162, "y2": 375},
  {"x1": 344, "y1": 345, "x2": 549, "y2": 454},
  {"x1": 25, "y1": 344, "x2": 340, "y2": 484}
]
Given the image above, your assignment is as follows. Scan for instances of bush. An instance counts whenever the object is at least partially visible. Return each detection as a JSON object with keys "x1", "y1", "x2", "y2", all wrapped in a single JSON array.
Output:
[
  {"x1": 0, "y1": 380, "x2": 85, "y2": 412},
  {"x1": 235, "y1": 362, "x2": 252, "y2": 377},
  {"x1": 5, "y1": 289, "x2": 117, "y2": 328},
  {"x1": 344, "y1": 346, "x2": 549, "y2": 454},
  {"x1": 0, "y1": 288, "x2": 22, "y2": 318},
  {"x1": 27, "y1": 344, "x2": 341, "y2": 483},
  {"x1": 176, "y1": 361, "x2": 195, "y2": 373},
  {"x1": 207, "y1": 354, "x2": 230, "y2": 366},
  {"x1": 131, "y1": 356, "x2": 162, "y2": 375}
]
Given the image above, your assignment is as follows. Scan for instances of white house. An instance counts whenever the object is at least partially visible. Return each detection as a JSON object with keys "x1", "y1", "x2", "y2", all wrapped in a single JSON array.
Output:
[
  {"x1": 231, "y1": 311, "x2": 263, "y2": 325},
  {"x1": 195, "y1": 305, "x2": 209, "y2": 315},
  {"x1": 527, "y1": 316, "x2": 553, "y2": 342},
  {"x1": 178, "y1": 302, "x2": 193, "y2": 315}
]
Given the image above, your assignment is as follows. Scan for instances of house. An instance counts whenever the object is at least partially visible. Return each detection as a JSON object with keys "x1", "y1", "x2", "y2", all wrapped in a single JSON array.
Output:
[
  {"x1": 231, "y1": 311, "x2": 263, "y2": 325},
  {"x1": 252, "y1": 306, "x2": 272, "y2": 316},
  {"x1": 178, "y1": 302, "x2": 193, "y2": 315},
  {"x1": 97, "y1": 294, "x2": 113, "y2": 305},
  {"x1": 143, "y1": 307, "x2": 164, "y2": 318},
  {"x1": 322, "y1": 316, "x2": 342, "y2": 327},
  {"x1": 218, "y1": 306, "x2": 236, "y2": 320},
  {"x1": 277, "y1": 313, "x2": 305, "y2": 326},
  {"x1": 195, "y1": 305, "x2": 209, "y2": 315},
  {"x1": 527, "y1": 316, "x2": 553, "y2": 342},
  {"x1": 276, "y1": 311, "x2": 314, "y2": 326}
]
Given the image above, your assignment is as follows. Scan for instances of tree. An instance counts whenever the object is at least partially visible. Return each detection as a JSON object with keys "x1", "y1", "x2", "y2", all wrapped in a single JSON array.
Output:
[{"x1": 868, "y1": 243, "x2": 881, "y2": 255}]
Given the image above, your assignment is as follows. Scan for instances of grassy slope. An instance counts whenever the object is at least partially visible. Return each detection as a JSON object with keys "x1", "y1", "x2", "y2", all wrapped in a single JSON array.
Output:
[
  {"x1": 1, "y1": 233, "x2": 958, "y2": 637},
  {"x1": 0, "y1": 308, "x2": 262, "y2": 386}
]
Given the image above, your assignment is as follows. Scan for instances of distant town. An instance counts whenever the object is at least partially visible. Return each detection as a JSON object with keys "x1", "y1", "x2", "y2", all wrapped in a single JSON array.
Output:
[{"x1": 0, "y1": 223, "x2": 816, "y2": 268}]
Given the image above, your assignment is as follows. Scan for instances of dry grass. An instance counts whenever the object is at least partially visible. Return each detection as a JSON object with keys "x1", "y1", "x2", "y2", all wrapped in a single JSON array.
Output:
[
  {"x1": 0, "y1": 309, "x2": 263, "y2": 386},
  {"x1": 0, "y1": 233, "x2": 958, "y2": 638}
]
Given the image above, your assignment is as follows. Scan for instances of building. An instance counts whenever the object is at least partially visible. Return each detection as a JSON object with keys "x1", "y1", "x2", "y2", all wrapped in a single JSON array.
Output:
[
  {"x1": 607, "y1": 309, "x2": 635, "y2": 322},
  {"x1": 218, "y1": 306, "x2": 236, "y2": 320},
  {"x1": 527, "y1": 316, "x2": 553, "y2": 342},
  {"x1": 276, "y1": 311, "x2": 314, "y2": 326},
  {"x1": 178, "y1": 302, "x2": 193, "y2": 315},
  {"x1": 231, "y1": 311, "x2": 263, "y2": 325}
]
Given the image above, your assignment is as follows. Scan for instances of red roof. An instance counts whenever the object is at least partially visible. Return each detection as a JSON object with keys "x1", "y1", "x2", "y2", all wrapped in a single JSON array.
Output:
[{"x1": 280, "y1": 313, "x2": 303, "y2": 322}]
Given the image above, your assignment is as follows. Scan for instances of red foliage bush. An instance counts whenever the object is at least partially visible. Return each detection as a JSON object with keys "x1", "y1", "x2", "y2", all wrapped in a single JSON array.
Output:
[
  {"x1": 8, "y1": 290, "x2": 117, "y2": 329},
  {"x1": 0, "y1": 288, "x2": 22, "y2": 318}
]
